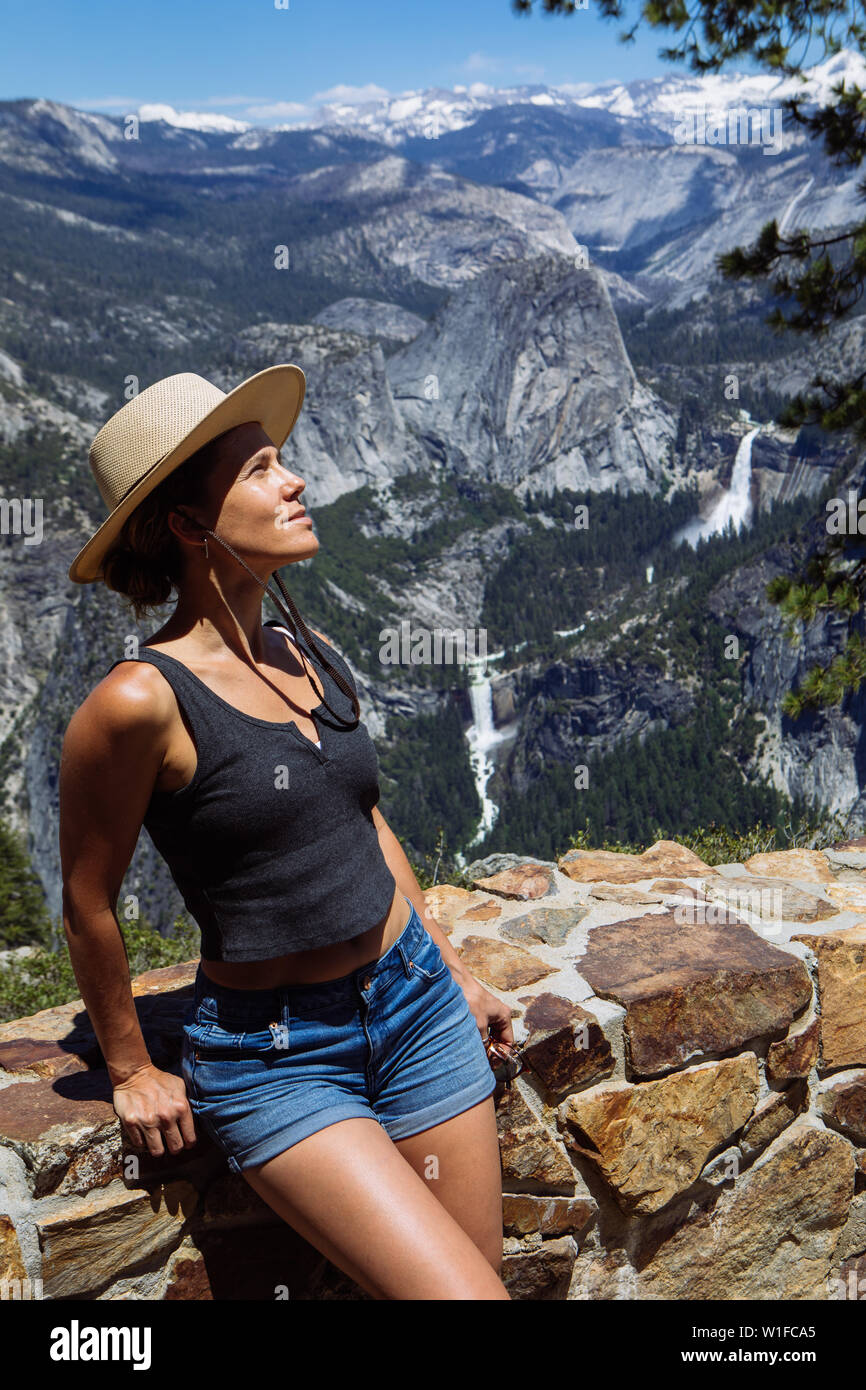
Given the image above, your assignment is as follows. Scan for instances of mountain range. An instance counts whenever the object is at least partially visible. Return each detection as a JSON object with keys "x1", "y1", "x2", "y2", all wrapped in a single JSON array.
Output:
[{"x1": 1, "y1": 48, "x2": 864, "y2": 936}]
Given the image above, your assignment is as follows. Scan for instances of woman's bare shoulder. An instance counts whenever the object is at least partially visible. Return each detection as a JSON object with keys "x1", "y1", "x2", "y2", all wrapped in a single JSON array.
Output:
[{"x1": 66, "y1": 658, "x2": 174, "y2": 748}]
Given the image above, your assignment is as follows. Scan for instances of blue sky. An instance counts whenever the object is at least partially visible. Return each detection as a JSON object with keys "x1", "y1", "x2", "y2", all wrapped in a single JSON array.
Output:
[{"x1": 0, "y1": 0, "x2": 769, "y2": 124}]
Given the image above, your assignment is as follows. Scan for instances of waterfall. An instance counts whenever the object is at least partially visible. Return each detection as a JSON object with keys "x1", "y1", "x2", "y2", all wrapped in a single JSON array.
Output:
[
  {"x1": 673, "y1": 426, "x2": 760, "y2": 548},
  {"x1": 454, "y1": 651, "x2": 511, "y2": 869},
  {"x1": 778, "y1": 175, "x2": 815, "y2": 236}
]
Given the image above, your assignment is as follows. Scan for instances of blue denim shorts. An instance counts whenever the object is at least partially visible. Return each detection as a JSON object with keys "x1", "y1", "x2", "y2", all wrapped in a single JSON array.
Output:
[{"x1": 180, "y1": 897, "x2": 497, "y2": 1174}]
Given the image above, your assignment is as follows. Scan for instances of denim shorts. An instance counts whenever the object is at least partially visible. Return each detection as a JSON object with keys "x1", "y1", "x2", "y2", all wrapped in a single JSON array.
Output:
[{"x1": 180, "y1": 896, "x2": 498, "y2": 1174}]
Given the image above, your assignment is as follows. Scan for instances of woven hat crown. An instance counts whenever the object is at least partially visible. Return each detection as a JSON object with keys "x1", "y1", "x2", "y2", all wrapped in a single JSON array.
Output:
[{"x1": 89, "y1": 373, "x2": 230, "y2": 511}]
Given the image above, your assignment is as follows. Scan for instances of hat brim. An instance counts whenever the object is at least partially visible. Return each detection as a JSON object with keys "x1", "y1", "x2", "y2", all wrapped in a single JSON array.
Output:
[{"x1": 67, "y1": 363, "x2": 306, "y2": 584}]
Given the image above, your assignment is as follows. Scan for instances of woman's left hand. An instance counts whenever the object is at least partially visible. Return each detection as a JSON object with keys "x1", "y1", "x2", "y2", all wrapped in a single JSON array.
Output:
[{"x1": 453, "y1": 968, "x2": 513, "y2": 1047}]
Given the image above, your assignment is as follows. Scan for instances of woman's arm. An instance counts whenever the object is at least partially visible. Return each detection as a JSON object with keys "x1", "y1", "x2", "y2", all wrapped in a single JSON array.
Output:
[
  {"x1": 59, "y1": 665, "x2": 198, "y2": 1157},
  {"x1": 371, "y1": 806, "x2": 513, "y2": 1046},
  {"x1": 371, "y1": 805, "x2": 470, "y2": 984}
]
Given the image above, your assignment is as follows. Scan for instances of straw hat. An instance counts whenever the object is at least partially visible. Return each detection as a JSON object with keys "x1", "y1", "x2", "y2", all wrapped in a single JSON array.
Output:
[{"x1": 68, "y1": 364, "x2": 306, "y2": 584}]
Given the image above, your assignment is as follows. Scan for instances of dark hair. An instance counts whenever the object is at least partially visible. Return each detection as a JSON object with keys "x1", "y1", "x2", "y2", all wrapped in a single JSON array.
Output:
[{"x1": 101, "y1": 436, "x2": 221, "y2": 620}]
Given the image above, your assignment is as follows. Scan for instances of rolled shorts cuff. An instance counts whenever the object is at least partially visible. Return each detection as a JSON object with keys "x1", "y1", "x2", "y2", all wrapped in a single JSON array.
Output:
[
  {"x1": 223, "y1": 1074, "x2": 498, "y2": 1174},
  {"x1": 381, "y1": 1072, "x2": 498, "y2": 1142}
]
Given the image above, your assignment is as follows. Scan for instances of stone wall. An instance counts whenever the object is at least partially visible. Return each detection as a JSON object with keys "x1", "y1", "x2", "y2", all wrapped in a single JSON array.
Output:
[{"x1": 1, "y1": 837, "x2": 865, "y2": 1300}]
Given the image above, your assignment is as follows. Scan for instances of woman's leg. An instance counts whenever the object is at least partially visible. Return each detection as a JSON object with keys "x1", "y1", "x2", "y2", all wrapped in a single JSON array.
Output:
[
  {"x1": 241, "y1": 1115, "x2": 511, "y2": 1300},
  {"x1": 391, "y1": 1094, "x2": 504, "y2": 1275}
]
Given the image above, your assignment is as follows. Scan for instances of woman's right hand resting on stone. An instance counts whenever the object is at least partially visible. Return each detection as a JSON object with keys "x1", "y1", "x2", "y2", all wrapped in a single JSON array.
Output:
[{"x1": 112, "y1": 1063, "x2": 199, "y2": 1158}]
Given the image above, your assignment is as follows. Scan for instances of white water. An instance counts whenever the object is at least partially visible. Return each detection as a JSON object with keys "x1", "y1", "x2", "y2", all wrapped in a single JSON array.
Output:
[
  {"x1": 673, "y1": 426, "x2": 760, "y2": 548},
  {"x1": 778, "y1": 175, "x2": 815, "y2": 236},
  {"x1": 454, "y1": 656, "x2": 511, "y2": 869}
]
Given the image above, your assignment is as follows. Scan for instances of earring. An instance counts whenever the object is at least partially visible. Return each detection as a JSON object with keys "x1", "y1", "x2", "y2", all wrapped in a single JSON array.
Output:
[{"x1": 202, "y1": 536, "x2": 209, "y2": 559}]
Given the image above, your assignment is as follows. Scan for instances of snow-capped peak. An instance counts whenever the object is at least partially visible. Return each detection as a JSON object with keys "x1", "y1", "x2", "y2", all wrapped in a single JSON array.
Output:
[{"x1": 136, "y1": 103, "x2": 251, "y2": 134}]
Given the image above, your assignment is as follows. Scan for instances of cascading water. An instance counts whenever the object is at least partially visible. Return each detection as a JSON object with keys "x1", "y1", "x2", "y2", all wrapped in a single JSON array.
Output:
[
  {"x1": 454, "y1": 647, "x2": 512, "y2": 871},
  {"x1": 673, "y1": 425, "x2": 760, "y2": 548}
]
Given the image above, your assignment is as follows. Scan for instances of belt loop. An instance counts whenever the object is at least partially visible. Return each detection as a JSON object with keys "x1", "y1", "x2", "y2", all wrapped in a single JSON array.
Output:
[{"x1": 396, "y1": 938, "x2": 413, "y2": 979}]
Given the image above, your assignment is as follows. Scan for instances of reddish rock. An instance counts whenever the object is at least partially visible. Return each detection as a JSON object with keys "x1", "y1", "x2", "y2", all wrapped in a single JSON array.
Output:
[
  {"x1": 163, "y1": 1247, "x2": 213, "y2": 1300},
  {"x1": 495, "y1": 1085, "x2": 574, "y2": 1188},
  {"x1": 817, "y1": 1070, "x2": 866, "y2": 1146},
  {"x1": 766, "y1": 1018, "x2": 820, "y2": 1082},
  {"x1": 522, "y1": 992, "x2": 614, "y2": 1100},
  {"x1": 471, "y1": 863, "x2": 557, "y2": 900},
  {"x1": 577, "y1": 910, "x2": 812, "y2": 1075},
  {"x1": 0, "y1": 1036, "x2": 101, "y2": 1079}
]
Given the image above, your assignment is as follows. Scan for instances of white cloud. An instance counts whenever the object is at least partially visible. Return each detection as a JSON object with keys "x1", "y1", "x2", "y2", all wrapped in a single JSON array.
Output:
[
  {"x1": 308, "y1": 82, "x2": 393, "y2": 105},
  {"x1": 461, "y1": 52, "x2": 504, "y2": 73},
  {"x1": 70, "y1": 96, "x2": 143, "y2": 110},
  {"x1": 243, "y1": 100, "x2": 312, "y2": 120}
]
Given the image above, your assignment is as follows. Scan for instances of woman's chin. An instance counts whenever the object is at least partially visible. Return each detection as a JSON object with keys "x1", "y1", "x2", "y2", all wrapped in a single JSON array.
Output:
[{"x1": 279, "y1": 533, "x2": 319, "y2": 561}]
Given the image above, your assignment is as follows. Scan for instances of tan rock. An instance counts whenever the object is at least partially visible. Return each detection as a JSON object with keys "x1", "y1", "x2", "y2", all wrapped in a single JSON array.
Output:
[
  {"x1": 502, "y1": 1194, "x2": 595, "y2": 1238},
  {"x1": 38, "y1": 1179, "x2": 198, "y2": 1299},
  {"x1": 522, "y1": 992, "x2": 614, "y2": 1101},
  {"x1": 471, "y1": 863, "x2": 557, "y2": 900},
  {"x1": 742, "y1": 849, "x2": 834, "y2": 885},
  {"x1": 456, "y1": 936, "x2": 554, "y2": 990},
  {"x1": 0, "y1": 997, "x2": 95, "y2": 1047},
  {"x1": 495, "y1": 1085, "x2": 575, "y2": 1188},
  {"x1": 559, "y1": 1054, "x2": 759, "y2": 1214},
  {"x1": 701, "y1": 874, "x2": 838, "y2": 924},
  {"x1": 578, "y1": 910, "x2": 812, "y2": 1075},
  {"x1": 824, "y1": 882, "x2": 866, "y2": 912},
  {"x1": 766, "y1": 1017, "x2": 820, "y2": 1082},
  {"x1": 559, "y1": 840, "x2": 716, "y2": 884},
  {"x1": 0, "y1": 1214, "x2": 26, "y2": 1282},
  {"x1": 456, "y1": 898, "x2": 504, "y2": 922},
  {"x1": 637, "y1": 1124, "x2": 854, "y2": 1298},
  {"x1": 587, "y1": 884, "x2": 669, "y2": 905},
  {"x1": 739, "y1": 1081, "x2": 807, "y2": 1160},
  {"x1": 791, "y1": 925, "x2": 866, "y2": 1068},
  {"x1": 502, "y1": 1235, "x2": 575, "y2": 1300},
  {"x1": 130, "y1": 961, "x2": 197, "y2": 996},
  {"x1": 0, "y1": 1070, "x2": 119, "y2": 1196},
  {"x1": 420, "y1": 884, "x2": 475, "y2": 929},
  {"x1": 649, "y1": 880, "x2": 709, "y2": 897}
]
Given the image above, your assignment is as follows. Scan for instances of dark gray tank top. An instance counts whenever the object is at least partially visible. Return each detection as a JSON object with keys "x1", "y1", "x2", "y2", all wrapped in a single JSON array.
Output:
[{"x1": 107, "y1": 620, "x2": 396, "y2": 961}]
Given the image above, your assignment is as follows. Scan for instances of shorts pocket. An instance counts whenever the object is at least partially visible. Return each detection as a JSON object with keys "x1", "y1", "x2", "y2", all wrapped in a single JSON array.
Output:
[
  {"x1": 185, "y1": 1010, "x2": 283, "y2": 1059},
  {"x1": 409, "y1": 935, "x2": 449, "y2": 982}
]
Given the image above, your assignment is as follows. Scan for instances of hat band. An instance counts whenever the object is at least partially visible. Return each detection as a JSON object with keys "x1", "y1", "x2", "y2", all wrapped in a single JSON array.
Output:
[{"x1": 110, "y1": 450, "x2": 175, "y2": 511}]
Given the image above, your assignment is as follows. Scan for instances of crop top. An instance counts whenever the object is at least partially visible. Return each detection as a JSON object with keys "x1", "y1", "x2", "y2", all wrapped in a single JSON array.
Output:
[{"x1": 107, "y1": 619, "x2": 397, "y2": 961}]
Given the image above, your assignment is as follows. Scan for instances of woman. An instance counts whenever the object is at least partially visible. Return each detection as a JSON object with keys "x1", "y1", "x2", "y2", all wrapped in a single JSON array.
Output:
[{"x1": 59, "y1": 366, "x2": 513, "y2": 1301}]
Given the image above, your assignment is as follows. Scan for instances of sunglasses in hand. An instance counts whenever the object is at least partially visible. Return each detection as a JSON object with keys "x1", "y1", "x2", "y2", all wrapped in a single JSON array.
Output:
[{"x1": 483, "y1": 1033, "x2": 528, "y2": 1088}]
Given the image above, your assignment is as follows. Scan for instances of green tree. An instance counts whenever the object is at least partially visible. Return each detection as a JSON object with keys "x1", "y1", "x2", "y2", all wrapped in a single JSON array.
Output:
[
  {"x1": 513, "y1": 0, "x2": 866, "y2": 712},
  {"x1": 0, "y1": 817, "x2": 52, "y2": 949}
]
